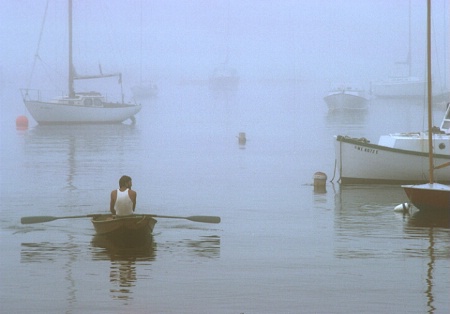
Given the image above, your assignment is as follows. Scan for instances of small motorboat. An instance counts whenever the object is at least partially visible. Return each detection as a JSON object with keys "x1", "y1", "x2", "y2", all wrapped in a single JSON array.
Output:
[{"x1": 91, "y1": 214, "x2": 157, "y2": 237}]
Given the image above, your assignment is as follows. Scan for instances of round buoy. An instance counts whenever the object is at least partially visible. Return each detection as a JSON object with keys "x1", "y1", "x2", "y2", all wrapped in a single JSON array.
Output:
[
  {"x1": 313, "y1": 172, "x2": 327, "y2": 187},
  {"x1": 16, "y1": 115, "x2": 29, "y2": 130}
]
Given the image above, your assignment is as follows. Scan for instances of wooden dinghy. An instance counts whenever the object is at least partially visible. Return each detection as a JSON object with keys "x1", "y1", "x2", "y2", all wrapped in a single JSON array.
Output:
[{"x1": 91, "y1": 214, "x2": 157, "y2": 237}]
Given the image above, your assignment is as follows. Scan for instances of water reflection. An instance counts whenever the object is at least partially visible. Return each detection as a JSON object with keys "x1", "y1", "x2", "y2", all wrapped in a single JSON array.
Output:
[
  {"x1": 426, "y1": 229, "x2": 436, "y2": 314},
  {"x1": 21, "y1": 238, "x2": 81, "y2": 264},
  {"x1": 162, "y1": 234, "x2": 221, "y2": 259},
  {"x1": 333, "y1": 184, "x2": 406, "y2": 213},
  {"x1": 403, "y1": 218, "x2": 449, "y2": 314},
  {"x1": 407, "y1": 210, "x2": 450, "y2": 229},
  {"x1": 184, "y1": 235, "x2": 221, "y2": 258},
  {"x1": 333, "y1": 184, "x2": 449, "y2": 313},
  {"x1": 403, "y1": 207, "x2": 450, "y2": 312},
  {"x1": 325, "y1": 109, "x2": 367, "y2": 128},
  {"x1": 333, "y1": 184, "x2": 434, "y2": 259},
  {"x1": 20, "y1": 236, "x2": 79, "y2": 310},
  {"x1": 21, "y1": 124, "x2": 140, "y2": 200},
  {"x1": 91, "y1": 234, "x2": 156, "y2": 302}
]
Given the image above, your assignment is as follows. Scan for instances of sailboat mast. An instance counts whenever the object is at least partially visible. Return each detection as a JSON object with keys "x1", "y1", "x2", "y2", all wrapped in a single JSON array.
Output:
[
  {"x1": 407, "y1": 0, "x2": 412, "y2": 76},
  {"x1": 68, "y1": 0, "x2": 74, "y2": 98},
  {"x1": 427, "y1": 0, "x2": 434, "y2": 183}
]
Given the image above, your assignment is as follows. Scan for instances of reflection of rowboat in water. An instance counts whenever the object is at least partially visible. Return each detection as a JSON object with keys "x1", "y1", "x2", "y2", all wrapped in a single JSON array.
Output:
[
  {"x1": 91, "y1": 214, "x2": 157, "y2": 237},
  {"x1": 91, "y1": 233, "x2": 156, "y2": 259}
]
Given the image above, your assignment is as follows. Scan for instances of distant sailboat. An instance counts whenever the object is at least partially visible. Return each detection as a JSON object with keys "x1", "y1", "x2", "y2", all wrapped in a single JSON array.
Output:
[
  {"x1": 209, "y1": 56, "x2": 240, "y2": 91},
  {"x1": 401, "y1": 0, "x2": 450, "y2": 213},
  {"x1": 209, "y1": 1, "x2": 239, "y2": 92},
  {"x1": 131, "y1": 0, "x2": 158, "y2": 101},
  {"x1": 371, "y1": 0, "x2": 426, "y2": 98},
  {"x1": 21, "y1": 0, "x2": 141, "y2": 124}
]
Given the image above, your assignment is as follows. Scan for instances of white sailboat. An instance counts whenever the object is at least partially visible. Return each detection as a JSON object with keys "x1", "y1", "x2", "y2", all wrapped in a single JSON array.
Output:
[
  {"x1": 131, "y1": 0, "x2": 158, "y2": 101},
  {"x1": 21, "y1": 0, "x2": 141, "y2": 124},
  {"x1": 401, "y1": 0, "x2": 450, "y2": 213},
  {"x1": 371, "y1": 0, "x2": 426, "y2": 98}
]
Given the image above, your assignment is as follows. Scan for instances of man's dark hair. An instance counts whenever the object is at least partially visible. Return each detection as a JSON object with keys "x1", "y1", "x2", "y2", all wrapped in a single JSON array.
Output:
[{"x1": 119, "y1": 175, "x2": 132, "y2": 188}]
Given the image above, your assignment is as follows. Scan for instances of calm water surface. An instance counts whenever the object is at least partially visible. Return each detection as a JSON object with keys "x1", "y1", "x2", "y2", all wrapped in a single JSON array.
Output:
[{"x1": 1, "y1": 80, "x2": 449, "y2": 313}]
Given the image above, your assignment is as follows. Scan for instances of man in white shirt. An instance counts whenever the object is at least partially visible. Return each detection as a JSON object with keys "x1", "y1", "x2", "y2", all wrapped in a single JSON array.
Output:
[{"x1": 110, "y1": 175, "x2": 137, "y2": 216}]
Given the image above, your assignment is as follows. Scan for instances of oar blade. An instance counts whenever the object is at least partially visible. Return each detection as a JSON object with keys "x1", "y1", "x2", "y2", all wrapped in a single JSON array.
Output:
[
  {"x1": 186, "y1": 215, "x2": 221, "y2": 224},
  {"x1": 21, "y1": 216, "x2": 57, "y2": 224}
]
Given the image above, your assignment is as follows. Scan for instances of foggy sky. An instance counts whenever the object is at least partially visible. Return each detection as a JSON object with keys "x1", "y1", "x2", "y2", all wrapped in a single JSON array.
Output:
[{"x1": 1, "y1": 0, "x2": 449, "y2": 94}]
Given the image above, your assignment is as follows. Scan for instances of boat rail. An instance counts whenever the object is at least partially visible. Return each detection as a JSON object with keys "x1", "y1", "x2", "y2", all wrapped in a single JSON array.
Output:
[
  {"x1": 20, "y1": 88, "x2": 121, "y2": 105},
  {"x1": 20, "y1": 88, "x2": 66, "y2": 102}
]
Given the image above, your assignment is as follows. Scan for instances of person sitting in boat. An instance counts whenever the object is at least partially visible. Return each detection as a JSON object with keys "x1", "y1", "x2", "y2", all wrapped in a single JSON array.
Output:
[{"x1": 110, "y1": 175, "x2": 137, "y2": 217}]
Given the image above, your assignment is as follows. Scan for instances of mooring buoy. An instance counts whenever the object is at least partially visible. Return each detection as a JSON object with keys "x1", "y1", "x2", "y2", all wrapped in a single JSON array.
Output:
[
  {"x1": 238, "y1": 132, "x2": 246, "y2": 145},
  {"x1": 16, "y1": 115, "x2": 29, "y2": 130},
  {"x1": 313, "y1": 172, "x2": 327, "y2": 187}
]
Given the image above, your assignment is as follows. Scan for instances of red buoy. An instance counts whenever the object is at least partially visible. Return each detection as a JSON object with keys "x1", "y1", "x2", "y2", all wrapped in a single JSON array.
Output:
[{"x1": 16, "y1": 115, "x2": 29, "y2": 130}]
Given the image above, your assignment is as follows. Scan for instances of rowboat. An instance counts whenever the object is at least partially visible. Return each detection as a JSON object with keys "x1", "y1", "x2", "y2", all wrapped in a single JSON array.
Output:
[{"x1": 91, "y1": 214, "x2": 157, "y2": 237}]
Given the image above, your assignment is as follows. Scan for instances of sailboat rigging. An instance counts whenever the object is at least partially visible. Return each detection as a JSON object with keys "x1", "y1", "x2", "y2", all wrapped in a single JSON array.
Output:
[{"x1": 21, "y1": 0, "x2": 141, "y2": 124}]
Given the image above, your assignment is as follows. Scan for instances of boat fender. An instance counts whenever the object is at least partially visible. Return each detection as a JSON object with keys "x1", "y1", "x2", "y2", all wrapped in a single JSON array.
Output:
[{"x1": 394, "y1": 203, "x2": 411, "y2": 213}]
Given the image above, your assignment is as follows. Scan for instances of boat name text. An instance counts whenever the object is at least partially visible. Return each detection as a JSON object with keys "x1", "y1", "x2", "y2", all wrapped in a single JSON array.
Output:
[{"x1": 354, "y1": 145, "x2": 378, "y2": 154}]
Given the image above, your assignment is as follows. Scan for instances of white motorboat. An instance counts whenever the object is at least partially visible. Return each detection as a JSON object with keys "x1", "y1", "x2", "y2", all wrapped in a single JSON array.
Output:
[{"x1": 324, "y1": 87, "x2": 368, "y2": 111}]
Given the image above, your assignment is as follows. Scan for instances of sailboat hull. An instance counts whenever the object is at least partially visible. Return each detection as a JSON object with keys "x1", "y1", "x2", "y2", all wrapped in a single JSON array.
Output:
[
  {"x1": 371, "y1": 77, "x2": 426, "y2": 98},
  {"x1": 24, "y1": 100, "x2": 141, "y2": 124},
  {"x1": 402, "y1": 183, "x2": 450, "y2": 212}
]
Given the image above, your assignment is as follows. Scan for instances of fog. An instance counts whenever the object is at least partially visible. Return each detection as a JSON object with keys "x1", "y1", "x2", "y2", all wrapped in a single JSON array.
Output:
[{"x1": 1, "y1": 0, "x2": 449, "y2": 112}]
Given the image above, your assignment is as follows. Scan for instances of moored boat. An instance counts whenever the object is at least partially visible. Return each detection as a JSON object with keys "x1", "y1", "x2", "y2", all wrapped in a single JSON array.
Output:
[
  {"x1": 402, "y1": 183, "x2": 450, "y2": 212},
  {"x1": 21, "y1": 0, "x2": 141, "y2": 124},
  {"x1": 91, "y1": 214, "x2": 157, "y2": 237},
  {"x1": 334, "y1": 103, "x2": 450, "y2": 184},
  {"x1": 324, "y1": 87, "x2": 368, "y2": 111},
  {"x1": 209, "y1": 55, "x2": 239, "y2": 92}
]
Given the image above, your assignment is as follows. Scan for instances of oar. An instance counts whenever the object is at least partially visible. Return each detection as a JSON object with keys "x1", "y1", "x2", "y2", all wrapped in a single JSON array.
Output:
[
  {"x1": 145, "y1": 214, "x2": 221, "y2": 224},
  {"x1": 21, "y1": 214, "x2": 221, "y2": 225},
  {"x1": 21, "y1": 214, "x2": 98, "y2": 224}
]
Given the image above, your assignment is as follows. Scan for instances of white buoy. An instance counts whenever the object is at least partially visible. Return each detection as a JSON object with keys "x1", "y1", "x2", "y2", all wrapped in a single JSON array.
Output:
[{"x1": 394, "y1": 203, "x2": 411, "y2": 212}]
